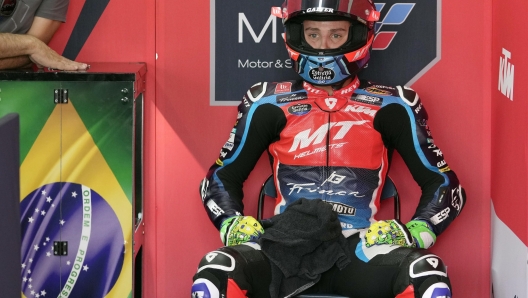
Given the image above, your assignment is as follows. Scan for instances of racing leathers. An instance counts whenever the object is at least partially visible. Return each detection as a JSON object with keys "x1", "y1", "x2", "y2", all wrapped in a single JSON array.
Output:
[
  {"x1": 195, "y1": 77, "x2": 465, "y2": 297},
  {"x1": 200, "y1": 77, "x2": 465, "y2": 237}
]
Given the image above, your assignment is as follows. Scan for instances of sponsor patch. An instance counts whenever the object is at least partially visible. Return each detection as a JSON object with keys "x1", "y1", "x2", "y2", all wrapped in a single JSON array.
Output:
[
  {"x1": 327, "y1": 201, "x2": 356, "y2": 216},
  {"x1": 325, "y1": 97, "x2": 337, "y2": 109},
  {"x1": 223, "y1": 142, "x2": 234, "y2": 151},
  {"x1": 451, "y1": 186, "x2": 464, "y2": 213},
  {"x1": 430, "y1": 207, "x2": 450, "y2": 225},
  {"x1": 439, "y1": 166, "x2": 451, "y2": 173},
  {"x1": 309, "y1": 67, "x2": 335, "y2": 81},
  {"x1": 228, "y1": 133, "x2": 235, "y2": 143},
  {"x1": 206, "y1": 200, "x2": 225, "y2": 216},
  {"x1": 372, "y1": 84, "x2": 396, "y2": 90},
  {"x1": 365, "y1": 86, "x2": 392, "y2": 95},
  {"x1": 275, "y1": 82, "x2": 292, "y2": 94},
  {"x1": 306, "y1": 7, "x2": 334, "y2": 13},
  {"x1": 344, "y1": 104, "x2": 376, "y2": 116},
  {"x1": 288, "y1": 103, "x2": 312, "y2": 116},
  {"x1": 276, "y1": 92, "x2": 308, "y2": 103},
  {"x1": 352, "y1": 94, "x2": 383, "y2": 106}
]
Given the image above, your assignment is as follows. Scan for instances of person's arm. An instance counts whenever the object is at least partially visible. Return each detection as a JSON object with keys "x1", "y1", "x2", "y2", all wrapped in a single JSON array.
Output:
[
  {"x1": 374, "y1": 86, "x2": 466, "y2": 238},
  {"x1": 200, "y1": 83, "x2": 286, "y2": 230},
  {"x1": 0, "y1": 34, "x2": 35, "y2": 69},
  {"x1": 0, "y1": 17, "x2": 88, "y2": 70}
]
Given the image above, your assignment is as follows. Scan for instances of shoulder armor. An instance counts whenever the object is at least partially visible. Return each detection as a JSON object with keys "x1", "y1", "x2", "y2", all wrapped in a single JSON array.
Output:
[
  {"x1": 396, "y1": 86, "x2": 428, "y2": 118},
  {"x1": 246, "y1": 82, "x2": 268, "y2": 102},
  {"x1": 396, "y1": 86, "x2": 419, "y2": 107}
]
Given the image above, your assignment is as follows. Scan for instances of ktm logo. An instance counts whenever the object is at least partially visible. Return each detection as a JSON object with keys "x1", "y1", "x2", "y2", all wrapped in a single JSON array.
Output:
[
  {"x1": 289, "y1": 121, "x2": 368, "y2": 152},
  {"x1": 498, "y1": 48, "x2": 514, "y2": 100},
  {"x1": 344, "y1": 105, "x2": 376, "y2": 116}
]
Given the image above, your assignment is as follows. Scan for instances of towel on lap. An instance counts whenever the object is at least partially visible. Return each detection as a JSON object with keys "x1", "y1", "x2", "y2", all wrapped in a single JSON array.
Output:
[{"x1": 259, "y1": 198, "x2": 351, "y2": 297}]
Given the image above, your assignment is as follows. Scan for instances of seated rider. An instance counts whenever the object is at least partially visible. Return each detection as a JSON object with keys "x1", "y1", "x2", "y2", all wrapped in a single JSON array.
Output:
[{"x1": 192, "y1": 0, "x2": 465, "y2": 297}]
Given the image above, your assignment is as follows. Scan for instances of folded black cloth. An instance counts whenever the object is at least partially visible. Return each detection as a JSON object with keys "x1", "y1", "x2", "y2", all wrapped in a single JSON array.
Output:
[{"x1": 258, "y1": 198, "x2": 351, "y2": 298}]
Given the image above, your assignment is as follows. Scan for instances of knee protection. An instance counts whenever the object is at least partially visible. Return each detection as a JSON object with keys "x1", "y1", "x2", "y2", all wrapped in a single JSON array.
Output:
[
  {"x1": 191, "y1": 244, "x2": 270, "y2": 298},
  {"x1": 192, "y1": 275, "x2": 220, "y2": 298},
  {"x1": 191, "y1": 248, "x2": 233, "y2": 298},
  {"x1": 392, "y1": 249, "x2": 452, "y2": 298}
]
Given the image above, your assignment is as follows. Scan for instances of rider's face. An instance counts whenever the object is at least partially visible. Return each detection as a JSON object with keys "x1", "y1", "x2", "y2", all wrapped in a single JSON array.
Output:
[{"x1": 303, "y1": 20, "x2": 350, "y2": 50}]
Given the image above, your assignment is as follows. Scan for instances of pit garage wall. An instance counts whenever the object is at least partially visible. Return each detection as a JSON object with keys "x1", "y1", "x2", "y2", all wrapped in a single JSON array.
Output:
[
  {"x1": 46, "y1": 0, "x2": 492, "y2": 296},
  {"x1": 491, "y1": 0, "x2": 528, "y2": 297},
  {"x1": 154, "y1": 0, "x2": 491, "y2": 296}
]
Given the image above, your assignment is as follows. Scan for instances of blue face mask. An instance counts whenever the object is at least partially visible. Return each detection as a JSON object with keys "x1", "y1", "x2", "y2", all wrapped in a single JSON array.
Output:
[{"x1": 294, "y1": 52, "x2": 370, "y2": 86}]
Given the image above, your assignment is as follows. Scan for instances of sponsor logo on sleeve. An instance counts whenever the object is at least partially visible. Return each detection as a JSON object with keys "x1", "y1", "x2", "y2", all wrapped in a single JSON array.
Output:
[
  {"x1": 275, "y1": 82, "x2": 293, "y2": 94},
  {"x1": 206, "y1": 200, "x2": 225, "y2": 216},
  {"x1": 352, "y1": 94, "x2": 383, "y2": 106},
  {"x1": 365, "y1": 86, "x2": 392, "y2": 95},
  {"x1": 438, "y1": 166, "x2": 451, "y2": 173},
  {"x1": 223, "y1": 142, "x2": 234, "y2": 151},
  {"x1": 451, "y1": 185, "x2": 464, "y2": 213},
  {"x1": 372, "y1": 84, "x2": 396, "y2": 90},
  {"x1": 430, "y1": 207, "x2": 450, "y2": 225}
]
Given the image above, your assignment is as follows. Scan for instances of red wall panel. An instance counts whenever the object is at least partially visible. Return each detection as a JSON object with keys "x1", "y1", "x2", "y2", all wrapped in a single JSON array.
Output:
[
  {"x1": 490, "y1": 0, "x2": 528, "y2": 296},
  {"x1": 491, "y1": 0, "x2": 528, "y2": 245},
  {"x1": 410, "y1": 2, "x2": 492, "y2": 296}
]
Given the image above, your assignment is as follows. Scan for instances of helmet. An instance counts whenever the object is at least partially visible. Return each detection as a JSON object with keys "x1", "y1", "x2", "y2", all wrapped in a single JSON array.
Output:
[{"x1": 272, "y1": 0, "x2": 379, "y2": 85}]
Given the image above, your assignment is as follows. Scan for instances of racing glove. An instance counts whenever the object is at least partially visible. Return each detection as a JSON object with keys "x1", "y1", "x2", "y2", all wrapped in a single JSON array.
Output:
[
  {"x1": 405, "y1": 220, "x2": 437, "y2": 249},
  {"x1": 364, "y1": 219, "x2": 415, "y2": 248},
  {"x1": 220, "y1": 216, "x2": 265, "y2": 246}
]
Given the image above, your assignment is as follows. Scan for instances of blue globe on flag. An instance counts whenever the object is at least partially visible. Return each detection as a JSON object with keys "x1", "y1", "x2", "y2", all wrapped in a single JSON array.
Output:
[{"x1": 20, "y1": 182, "x2": 125, "y2": 298}]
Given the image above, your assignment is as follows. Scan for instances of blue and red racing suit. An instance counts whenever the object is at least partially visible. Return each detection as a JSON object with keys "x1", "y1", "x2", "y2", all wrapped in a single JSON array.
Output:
[{"x1": 200, "y1": 76, "x2": 465, "y2": 237}]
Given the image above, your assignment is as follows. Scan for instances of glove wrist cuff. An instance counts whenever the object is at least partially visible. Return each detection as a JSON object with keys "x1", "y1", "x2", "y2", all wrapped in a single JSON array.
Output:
[{"x1": 406, "y1": 220, "x2": 437, "y2": 249}]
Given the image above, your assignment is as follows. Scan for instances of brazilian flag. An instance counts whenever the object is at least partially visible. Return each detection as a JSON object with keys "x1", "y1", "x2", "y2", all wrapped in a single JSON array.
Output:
[{"x1": 1, "y1": 80, "x2": 135, "y2": 298}]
